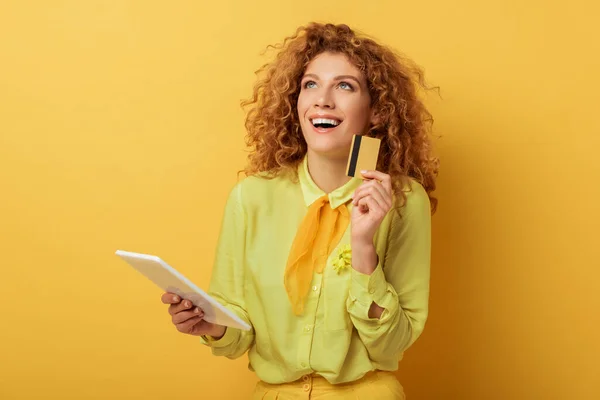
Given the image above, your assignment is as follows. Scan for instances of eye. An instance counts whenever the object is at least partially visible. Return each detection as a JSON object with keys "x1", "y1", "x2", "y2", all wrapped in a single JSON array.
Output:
[
  {"x1": 338, "y1": 81, "x2": 354, "y2": 91},
  {"x1": 303, "y1": 80, "x2": 317, "y2": 89}
]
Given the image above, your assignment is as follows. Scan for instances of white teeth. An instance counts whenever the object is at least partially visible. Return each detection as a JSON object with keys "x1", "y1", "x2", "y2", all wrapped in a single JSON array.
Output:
[{"x1": 311, "y1": 118, "x2": 340, "y2": 126}]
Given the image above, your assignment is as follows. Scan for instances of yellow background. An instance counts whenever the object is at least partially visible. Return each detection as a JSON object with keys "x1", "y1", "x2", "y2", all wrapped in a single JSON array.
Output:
[{"x1": 1, "y1": 1, "x2": 598, "y2": 399}]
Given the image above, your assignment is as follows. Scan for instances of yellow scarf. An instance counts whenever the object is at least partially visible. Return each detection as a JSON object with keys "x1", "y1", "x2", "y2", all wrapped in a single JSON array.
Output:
[{"x1": 284, "y1": 194, "x2": 350, "y2": 315}]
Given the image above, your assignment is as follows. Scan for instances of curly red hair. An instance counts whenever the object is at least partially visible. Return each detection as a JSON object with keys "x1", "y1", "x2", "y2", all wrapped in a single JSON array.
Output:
[{"x1": 241, "y1": 22, "x2": 439, "y2": 213}]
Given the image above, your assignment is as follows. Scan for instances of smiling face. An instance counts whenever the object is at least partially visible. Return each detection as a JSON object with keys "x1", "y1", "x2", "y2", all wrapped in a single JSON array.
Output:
[{"x1": 297, "y1": 52, "x2": 374, "y2": 162}]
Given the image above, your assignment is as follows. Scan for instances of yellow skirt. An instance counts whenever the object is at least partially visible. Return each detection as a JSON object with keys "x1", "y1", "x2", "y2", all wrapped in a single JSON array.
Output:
[{"x1": 252, "y1": 370, "x2": 405, "y2": 399}]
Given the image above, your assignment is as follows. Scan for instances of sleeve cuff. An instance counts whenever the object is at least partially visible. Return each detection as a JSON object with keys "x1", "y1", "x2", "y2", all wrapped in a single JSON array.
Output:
[
  {"x1": 199, "y1": 326, "x2": 239, "y2": 349},
  {"x1": 350, "y1": 264, "x2": 388, "y2": 304},
  {"x1": 348, "y1": 264, "x2": 399, "y2": 320}
]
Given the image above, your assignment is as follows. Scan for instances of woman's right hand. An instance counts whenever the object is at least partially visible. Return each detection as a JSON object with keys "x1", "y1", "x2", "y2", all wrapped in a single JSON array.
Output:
[{"x1": 161, "y1": 292, "x2": 227, "y2": 339}]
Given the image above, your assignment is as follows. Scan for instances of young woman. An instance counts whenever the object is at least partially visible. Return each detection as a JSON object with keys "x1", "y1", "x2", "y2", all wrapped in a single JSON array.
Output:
[{"x1": 161, "y1": 22, "x2": 438, "y2": 399}]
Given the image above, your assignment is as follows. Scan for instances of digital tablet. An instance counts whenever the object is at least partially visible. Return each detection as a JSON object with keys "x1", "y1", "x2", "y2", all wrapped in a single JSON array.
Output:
[{"x1": 115, "y1": 250, "x2": 251, "y2": 331}]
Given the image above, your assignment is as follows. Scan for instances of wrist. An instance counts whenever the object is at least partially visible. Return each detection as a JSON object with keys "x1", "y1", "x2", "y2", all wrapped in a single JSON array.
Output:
[
  {"x1": 351, "y1": 240, "x2": 378, "y2": 275},
  {"x1": 351, "y1": 237, "x2": 374, "y2": 251},
  {"x1": 208, "y1": 324, "x2": 227, "y2": 340}
]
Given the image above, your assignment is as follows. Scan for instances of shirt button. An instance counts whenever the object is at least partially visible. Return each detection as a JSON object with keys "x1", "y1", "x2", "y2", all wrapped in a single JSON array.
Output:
[
  {"x1": 312, "y1": 285, "x2": 318, "y2": 291},
  {"x1": 303, "y1": 383, "x2": 310, "y2": 391},
  {"x1": 369, "y1": 287, "x2": 375, "y2": 294},
  {"x1": 302, "y1": 375, "x2": 310, "y2": 382},
  {"x1": 304, "y1": 325, "x2": 312, "y2": 332},
  {"x1": 300, "y1": 362, "x2": 307, "y2": 368}
]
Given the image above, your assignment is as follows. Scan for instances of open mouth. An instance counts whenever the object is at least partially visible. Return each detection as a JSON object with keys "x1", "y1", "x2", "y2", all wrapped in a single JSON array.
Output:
[{"x1": 310, "y1": 118, "x2": 342, "y2": 131}]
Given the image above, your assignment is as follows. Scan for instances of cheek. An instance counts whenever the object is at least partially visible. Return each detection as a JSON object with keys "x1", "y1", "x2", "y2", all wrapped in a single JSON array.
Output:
[
  {"x1": 345, "y1": 102, "x2": 371, "y2": 126},
  {"x1": 296, "y1": 92, "x2": 310, "y2": 117}
]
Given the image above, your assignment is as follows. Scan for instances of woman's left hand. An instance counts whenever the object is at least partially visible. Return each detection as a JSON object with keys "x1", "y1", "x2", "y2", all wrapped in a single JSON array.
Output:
[{"x1": 351, "y1": 170, "x2": 393, "y2": 246}]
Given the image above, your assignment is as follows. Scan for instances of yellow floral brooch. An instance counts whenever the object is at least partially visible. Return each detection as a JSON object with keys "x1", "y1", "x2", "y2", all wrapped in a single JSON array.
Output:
[{"x1": 333, "y1": 244, "x2": 352, "y2": 274}]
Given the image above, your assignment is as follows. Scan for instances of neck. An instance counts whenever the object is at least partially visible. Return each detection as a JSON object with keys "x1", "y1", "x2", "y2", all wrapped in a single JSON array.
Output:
[{"x1": 306, "y1": 151, "x2": 352, "y2": 194}]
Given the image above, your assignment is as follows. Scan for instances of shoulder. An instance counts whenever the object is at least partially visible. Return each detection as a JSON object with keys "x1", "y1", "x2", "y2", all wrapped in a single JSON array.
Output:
[
  {"x1": 390, "y1": 178, "x2": 432, "y2": 227},
  {"x1": 224, "y1": 170, "x2": 299, "y2": 209},
  {"x1": 400, "y1": 179, "x2": 431, "y2": 214}
]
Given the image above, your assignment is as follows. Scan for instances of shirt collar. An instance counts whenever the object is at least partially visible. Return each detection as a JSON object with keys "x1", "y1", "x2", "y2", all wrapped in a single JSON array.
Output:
[{"x1": 297, "y1": 154, "x2": 363, "y2": 209}]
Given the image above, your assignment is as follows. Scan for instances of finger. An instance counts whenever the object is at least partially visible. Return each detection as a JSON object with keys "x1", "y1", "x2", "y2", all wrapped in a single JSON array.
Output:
[
  {"x1": 161, "y1": 292, "x2": 181, "y2": 304},
  {"x1": 176, "y1": 315, "x2": 204, "y2": 333},
  {"x1": 172, "y1": 307, "x2": 204, "y2": 324},
  {"x1": 370, "y1": 179, "x2": 392, "y2": 201},
  {"x1": 356, "y1": 181, "x2": 391, "y2": 209},
  {"x1": 362, "y1": 196, "x2": 385, "y2": 219},
  {"x1": 168, "y1": 299, "x2": 195, "y2": 315},
  {"x1": 353, "y1": 178, "x2": 389, "y2": 201},
  {"x1": 353, "y1": 182, "x2": 377, "y2": 204},
  {"x1": 360, "y1": 170, "x2": 392, "y2": 192},
  {"x1": 353, "y1": 189, "x2": 368, "y2": 207},
  {"x1": 354, "y1": 184, "x2": 391, "y2": 211},
  {"x1": 357, "y1": 197, "x2": 370, "y2": 213},
  {"x1": 370, "y1": 183, "x2": 392, "y2": 210}
]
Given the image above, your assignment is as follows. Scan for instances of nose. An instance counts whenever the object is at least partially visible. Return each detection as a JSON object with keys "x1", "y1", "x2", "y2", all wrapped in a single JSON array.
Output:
[{"x1": 315, "y1": 88, "x2": 335, "y2": 109}]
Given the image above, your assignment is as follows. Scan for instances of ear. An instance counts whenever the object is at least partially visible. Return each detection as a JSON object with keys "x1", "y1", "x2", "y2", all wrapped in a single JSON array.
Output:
[{"x1": 369, "y1": 108, "x2": 381, "y2": 126}]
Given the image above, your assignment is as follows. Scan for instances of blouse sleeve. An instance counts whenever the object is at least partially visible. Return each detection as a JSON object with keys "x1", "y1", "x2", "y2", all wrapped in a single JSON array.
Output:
[
  {"x1": 199, "y1": 183, "x2": 255, "y2": 359},
  {"x1": 346, "y1": 182, "x2": 431, "y2": 363}
]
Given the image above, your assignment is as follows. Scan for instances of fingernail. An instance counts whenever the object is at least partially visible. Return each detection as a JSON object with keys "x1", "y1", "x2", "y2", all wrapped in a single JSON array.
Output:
[
  {"x1": 361, "y1": 170, "x2": 367, "y2": 173},
  {"x1": 194, "y1": 307, "x2": 200, "y2": 314},
  {"x1": 172, "y1": 296, "x2": 179, "y2": 302}
]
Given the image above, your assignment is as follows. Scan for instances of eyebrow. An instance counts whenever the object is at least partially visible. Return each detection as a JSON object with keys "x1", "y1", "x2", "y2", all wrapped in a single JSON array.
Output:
[{"x1": 302, "y1": 73, "x2": 362, "y2": 87}]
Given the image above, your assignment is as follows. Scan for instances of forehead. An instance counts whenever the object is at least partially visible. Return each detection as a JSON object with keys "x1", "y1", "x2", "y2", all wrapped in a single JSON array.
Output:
[{"x1": 304, "y1": 52, "x2": 364, "y2": 81}]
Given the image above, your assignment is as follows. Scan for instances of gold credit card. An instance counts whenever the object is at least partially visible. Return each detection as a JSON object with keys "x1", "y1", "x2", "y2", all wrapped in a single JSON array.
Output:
[{"x1": 346, "y1": 135, "x2": 381, "y2": 178}]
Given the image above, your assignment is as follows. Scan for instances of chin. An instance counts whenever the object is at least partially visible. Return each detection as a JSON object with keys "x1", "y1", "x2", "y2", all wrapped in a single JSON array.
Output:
[
  {"x1": 308, "y1": 142, "x2": 351, "y2": 161},
  {"x1": 302, "y1": 127, "x2": 353, "y2": 160}
]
